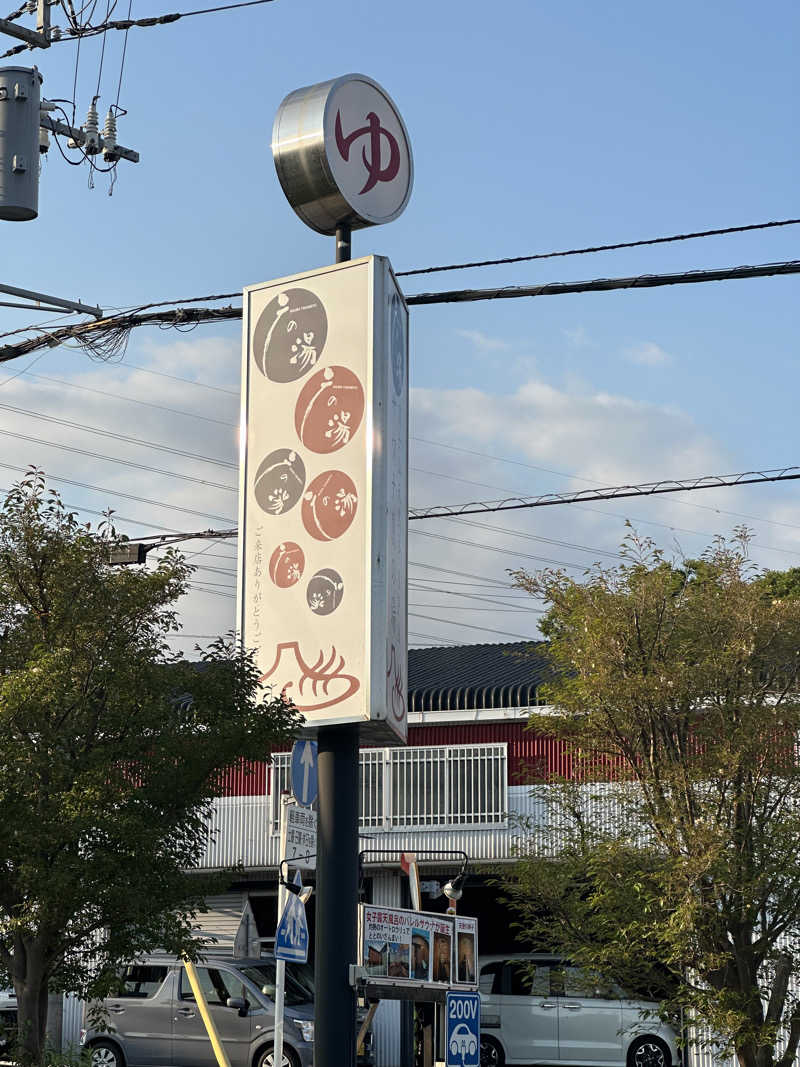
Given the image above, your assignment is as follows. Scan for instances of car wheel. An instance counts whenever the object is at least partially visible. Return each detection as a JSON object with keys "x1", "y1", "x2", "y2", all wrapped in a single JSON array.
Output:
[
  {"x1": 255, "y1": 1043, "x2": 301, "y2": 1067},
  {"x1": 480, "y1": 1035, "x2": 504, "y2": 1067},
  {"x1": 89, "y1": 1040, "x2": 125, "y2": 1067},
  {"x1": 628, "y1": 1036, "x2": 671, "y2": 1067}
]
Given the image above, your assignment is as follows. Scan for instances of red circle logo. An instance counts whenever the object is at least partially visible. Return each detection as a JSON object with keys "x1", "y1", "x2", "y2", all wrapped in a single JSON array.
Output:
[
  {"x1": 294, "y1": 366, "x2": 365, "y2": 454},
  {"x1": 302, "y1": 470, "x2": 358, "y2": 541},
  {"x1": 268, "y1": 542, "x2": 305, "y2": 588}
]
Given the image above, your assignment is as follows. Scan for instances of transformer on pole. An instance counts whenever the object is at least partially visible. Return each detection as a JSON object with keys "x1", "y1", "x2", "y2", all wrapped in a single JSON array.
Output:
[{"x1": 0, "y1": 66, "x2": 42, "y2": 220}]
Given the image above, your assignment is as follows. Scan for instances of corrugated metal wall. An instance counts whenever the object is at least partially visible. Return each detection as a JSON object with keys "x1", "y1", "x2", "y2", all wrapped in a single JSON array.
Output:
[
  {"x1": 213, "y1": 725, "x2": 629, "y2": 800},
  {"x1": 215, "y1": 759, "x2": 270, "y2": 796},
  {"x1": 61, "y1": 994, "x2": 84, "y2": 1052},
  {"x1": 370, "y1": 871, "x2": 403, "y2": 1067}
]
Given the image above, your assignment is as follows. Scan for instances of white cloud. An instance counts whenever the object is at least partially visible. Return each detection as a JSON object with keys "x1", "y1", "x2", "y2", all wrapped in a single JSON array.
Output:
[
  {"x1": 624, "y1": 341, "x2": 672, "y2": 366},
  {"x1": 455, "y1": 328, "x2": 511, "y2": 352},
  {"x1": 562, "y1": 326, "x2": 590, "y2": 347}
]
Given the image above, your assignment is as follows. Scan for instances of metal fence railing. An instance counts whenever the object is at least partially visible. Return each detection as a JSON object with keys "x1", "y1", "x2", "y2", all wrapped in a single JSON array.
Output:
[{"x1": 269, "y1": 743, "x2": 507, "y2": 833}]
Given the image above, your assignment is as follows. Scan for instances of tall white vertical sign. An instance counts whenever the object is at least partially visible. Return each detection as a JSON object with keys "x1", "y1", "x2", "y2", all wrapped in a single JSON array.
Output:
[{"x1": 238, "y1": 256, "x2": 408, "y2": 742}]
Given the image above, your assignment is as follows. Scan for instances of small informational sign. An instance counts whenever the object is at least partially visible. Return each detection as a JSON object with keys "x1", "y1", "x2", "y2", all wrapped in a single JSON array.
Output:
[
  {"x1": 283, "y1": 803, "x2": 317, "y2": 870},
  {"x1": 291, "y1": 739, "x2": 318, "y2": 807},
  {"x1": 446, "y1": 991, "x2": 480, "y2": 1067},
  {"x1": 275, "y1": 891, "x2": 309, "y2": 963},
  {"x1": 454, "y1": 917, "x2": 478, "y2": 986},
  {"x1": 359, "y1": 906, "x2": 478, "y2": 990},
  {"x1": 239, "y1": 257, "x2": 408, "y2": 742}
]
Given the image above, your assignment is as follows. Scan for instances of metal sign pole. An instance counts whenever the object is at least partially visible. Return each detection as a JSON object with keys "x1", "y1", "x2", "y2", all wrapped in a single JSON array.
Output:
[
  {"x1": 259, "y1": 69, "x2": 414, "y2": 1067},
  {"x1": 315, "y1": 723, "x2": 359, "y2": 1067},
  {"x1": 274, "y1": 798, "x2": 290, "y2": 1067}
]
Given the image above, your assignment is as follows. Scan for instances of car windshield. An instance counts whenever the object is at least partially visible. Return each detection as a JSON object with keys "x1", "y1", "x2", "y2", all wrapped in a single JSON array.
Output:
[{"x1": 238, "y1": 963, "x2": 311, "y2": 1007}]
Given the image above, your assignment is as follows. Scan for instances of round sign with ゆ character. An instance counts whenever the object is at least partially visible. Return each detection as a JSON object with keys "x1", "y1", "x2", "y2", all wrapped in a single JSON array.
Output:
[
  {"x1": 254, "y1": 448, "x2": 306, "y2": 516},
  {"x1": 294, "y1": 366, "x2": 365, "y2": 454},
  {"x1": 269, "y1": 541, "x2": 305, "y2": 588},
  {"x1": 252, "y1": 288, "x2": 328, "y2": 383},
  {"x1": 302, "y1": 470, "x2": 358, "y2": 541},
  {"x1": 306, "y1": 568, "x2": 344, "y2": 615}
]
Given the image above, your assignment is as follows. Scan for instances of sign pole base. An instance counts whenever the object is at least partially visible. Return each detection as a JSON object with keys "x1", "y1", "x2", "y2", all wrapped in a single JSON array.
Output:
[{"x1": 315, "y1": 723, "x2": 359, "y2": 1067}]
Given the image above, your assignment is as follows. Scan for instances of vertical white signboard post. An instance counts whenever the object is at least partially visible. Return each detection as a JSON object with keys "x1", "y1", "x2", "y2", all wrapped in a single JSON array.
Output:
[{"x1": 238, "y1": 255, "x2": 408, "y2": 743}]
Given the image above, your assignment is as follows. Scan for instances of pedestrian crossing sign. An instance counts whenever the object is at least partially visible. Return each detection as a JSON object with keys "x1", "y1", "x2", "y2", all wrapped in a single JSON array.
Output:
[{"x1": 275, "y1": 890, "x2": 309, "y2": 963}]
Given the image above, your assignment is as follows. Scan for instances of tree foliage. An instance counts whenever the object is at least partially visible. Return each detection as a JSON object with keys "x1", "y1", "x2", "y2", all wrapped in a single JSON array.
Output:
[
  {"x1": 0, "y1": 472, "x2": 301, "y2": 1065},
  {"x1": 504, "y1": 528, "x2": 800, "y2": 1067}
]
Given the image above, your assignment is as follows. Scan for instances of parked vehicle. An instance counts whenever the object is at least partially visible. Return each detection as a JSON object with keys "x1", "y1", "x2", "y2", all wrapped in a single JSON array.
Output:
[
  {"x1": 0, "y1": 989, "x2": 16, "y2": 1058},
  {"x1": 80, "y1": 955, "x2": 373, "y2": 1067},
  {"x1": 478, "y1": 954, "x2": 679, "y2": 1067}
]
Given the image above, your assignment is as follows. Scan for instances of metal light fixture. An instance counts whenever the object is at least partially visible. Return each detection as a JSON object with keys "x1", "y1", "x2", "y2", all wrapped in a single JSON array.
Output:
[
  {"x1": 284, "y1": 880, "x2": 313, "y2": 906},
  {"x1": 358, "y1": 848, "x2": 469, "y2": 904},
  {"x1": 442, "y1": 872, "x2": 467, "y2": 901},
  {"x1": 279, "y1": 857, "x2": 314, "y2": 905}
]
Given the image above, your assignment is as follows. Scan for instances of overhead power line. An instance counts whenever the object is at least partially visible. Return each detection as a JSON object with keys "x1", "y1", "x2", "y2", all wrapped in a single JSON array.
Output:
[
  {"x1": 408, "y1": 466, "x2": 800, "y2": 520},
  {"x1": 396, "y1": 218, "x2": 800, "y2": 277},
  {"x1": 2, "y1": 258, "x2": 798, "y2": 364},
  {"x1": 108, "y1": 463, "x2": 800, "y2": 550},
  {"x1": 406, "y1": 259, "x2": 800, "y2": 307},
  {"x1": 0, "y1": 0, "x2": 277, "y2": 56}
]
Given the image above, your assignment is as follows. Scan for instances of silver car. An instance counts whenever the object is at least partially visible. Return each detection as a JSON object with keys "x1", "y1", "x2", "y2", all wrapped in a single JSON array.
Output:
[
  {"x1": 80, "y1": 956, "x2": 315, "y2": 1067},
  {"x1": 478, "y1": 954, "x2": 679, "y2": 1067}
]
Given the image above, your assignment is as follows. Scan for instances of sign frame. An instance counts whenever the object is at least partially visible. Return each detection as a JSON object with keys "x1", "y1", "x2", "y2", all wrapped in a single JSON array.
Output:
[
  {"x1": 237, "y1": 256, "x2": 408, "y2": 743},
  {"x1": 445, "y1": 991, "x2": 481, "y2": 1067},
  {"x1": 358, "y1": 904, "x2": 478, "y2": 996}
]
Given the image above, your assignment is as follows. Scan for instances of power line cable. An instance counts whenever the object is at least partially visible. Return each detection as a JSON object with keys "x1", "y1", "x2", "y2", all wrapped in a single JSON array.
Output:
[
  {"x1": 0, "y1": 0, "x2": 278, "y2": 55},
  {"x1": 0, "y1": 424, "x2": 236, "y2": 491},
  {"x1": 0, "y1": 461, "x2": 235, "y2": 523},
  {"x1": 2, "y1": 258, "x2": 799, "y2": 362},
  {"x1": 410, "y1": 528, "x2": 590, "y2": 569},
  {"x1": 0, "y1": 399, "x2": 237, "y2": 469},
  {"x1": 409, "y1": 465, "x2": 800, "y2": 521},
  {"x1": 114, "y1": 0, "x2": 133, "y2": 107},
  {"x1": 409, "y1": 612, "x2": 537, "y2": 642},
  {"x1": 396, "y1": 218, "x2": 800, "y2": 277},
  {"x1": 18, "y1": 370, "x2": 237, "y2": 426},
  {"x1": 406, "y1": 260, "x2": 800, "y2": 307},
  {"x1": 412, "y1": 439, "x2": 800, "y2": 544}
]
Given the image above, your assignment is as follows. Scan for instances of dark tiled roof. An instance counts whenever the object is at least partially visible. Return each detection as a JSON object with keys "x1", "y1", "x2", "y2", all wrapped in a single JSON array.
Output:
[{"x1": 407, "y1": 640, "x2": 554, "y2": 712}]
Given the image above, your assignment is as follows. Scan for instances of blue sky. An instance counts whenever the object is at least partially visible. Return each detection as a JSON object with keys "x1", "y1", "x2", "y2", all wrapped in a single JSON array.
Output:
[{"x1": 0, "y1": 0, "x2": 797, "y2": 649}]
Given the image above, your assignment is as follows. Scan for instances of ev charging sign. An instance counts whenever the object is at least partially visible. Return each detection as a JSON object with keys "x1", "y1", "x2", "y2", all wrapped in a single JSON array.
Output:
[{"x1": 446, "y1": 991, "x2": 480, "y2": 1067}]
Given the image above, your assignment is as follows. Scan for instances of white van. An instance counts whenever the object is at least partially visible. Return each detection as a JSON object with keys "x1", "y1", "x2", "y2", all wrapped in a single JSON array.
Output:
[{"x1": 478, "y1": 955, "x2": 679, "y2": 1067}]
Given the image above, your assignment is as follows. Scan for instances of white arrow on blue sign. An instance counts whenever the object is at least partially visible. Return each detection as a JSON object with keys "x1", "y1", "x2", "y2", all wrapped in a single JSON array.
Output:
[
  {"x1": 446, "y1": 991, "x2": 481, "y2": 1067},
  {"x1": 275, "y1": 890, "x2": 309, "y2": 963},
  {"x1": 291, "y1": 740, "x2": 318, "y2": 807}
]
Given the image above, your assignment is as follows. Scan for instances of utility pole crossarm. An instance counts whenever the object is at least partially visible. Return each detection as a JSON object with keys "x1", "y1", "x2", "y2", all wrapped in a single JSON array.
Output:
[
  {"x1": 0, "y1": 281, "x2": 102, "y2": 318},
  {"x1": 39, "y1": 114, "x2": 139, "y2": 163},
  {"x1": 0, "y1": 17, "x2": 48, "y2": 47}
]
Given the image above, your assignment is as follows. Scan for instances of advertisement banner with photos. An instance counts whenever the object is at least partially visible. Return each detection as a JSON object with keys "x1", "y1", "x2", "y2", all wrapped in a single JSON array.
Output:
[
  {"x1": 238, "y1": 257, "x2": 408, "y2": 741},
  {"x1": 359, "y1": 906, "x2": 478, "y2": 990}
]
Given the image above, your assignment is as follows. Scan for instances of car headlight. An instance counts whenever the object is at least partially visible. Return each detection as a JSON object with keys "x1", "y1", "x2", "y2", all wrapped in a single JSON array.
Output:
[
  {"x1": 79, "y1": 1030, "x2": 87, "y2": 1046},
  {"x1": 293, "y1": 1019, "x2": 314, "y2": 1043}
]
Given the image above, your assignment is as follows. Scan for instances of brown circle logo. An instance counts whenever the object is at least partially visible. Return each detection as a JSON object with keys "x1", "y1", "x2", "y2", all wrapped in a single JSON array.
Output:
[
  {"x1": 252, "y1": 288, "x2": 328, "y2": 383},
  {"x1": 294, "y1": 366, "x2": 365, "y2": 454},
  {"x1": 253, "y1": 448, "x2": 306, "y2": 516},
  {"x1": 302, "y1": 470, "x2": 358, "y2": 541},
  {"x1": 268, "y1": 542, "x2": 305, "y2": 588}
]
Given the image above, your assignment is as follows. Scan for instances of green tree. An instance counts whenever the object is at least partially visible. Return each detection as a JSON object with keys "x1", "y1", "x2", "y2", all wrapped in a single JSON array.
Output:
[
  {"x1": 505, "y1": 528, "x2": 800, "y2": 1067},
  {"x1": 0, "y1": 472, "x2": 301, "y2": 1066}
]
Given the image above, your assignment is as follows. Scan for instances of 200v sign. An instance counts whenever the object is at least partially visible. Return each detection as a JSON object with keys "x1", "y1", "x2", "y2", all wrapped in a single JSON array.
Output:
[{"x1": 446, "y1": 991, "x2": 480, "y2": 1067}]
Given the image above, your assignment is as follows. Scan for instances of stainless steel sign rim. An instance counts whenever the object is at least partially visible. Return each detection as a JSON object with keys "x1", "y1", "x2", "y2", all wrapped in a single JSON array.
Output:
[{"x1": 272, "y1": 73, "x2": 414, "y2": 236}]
